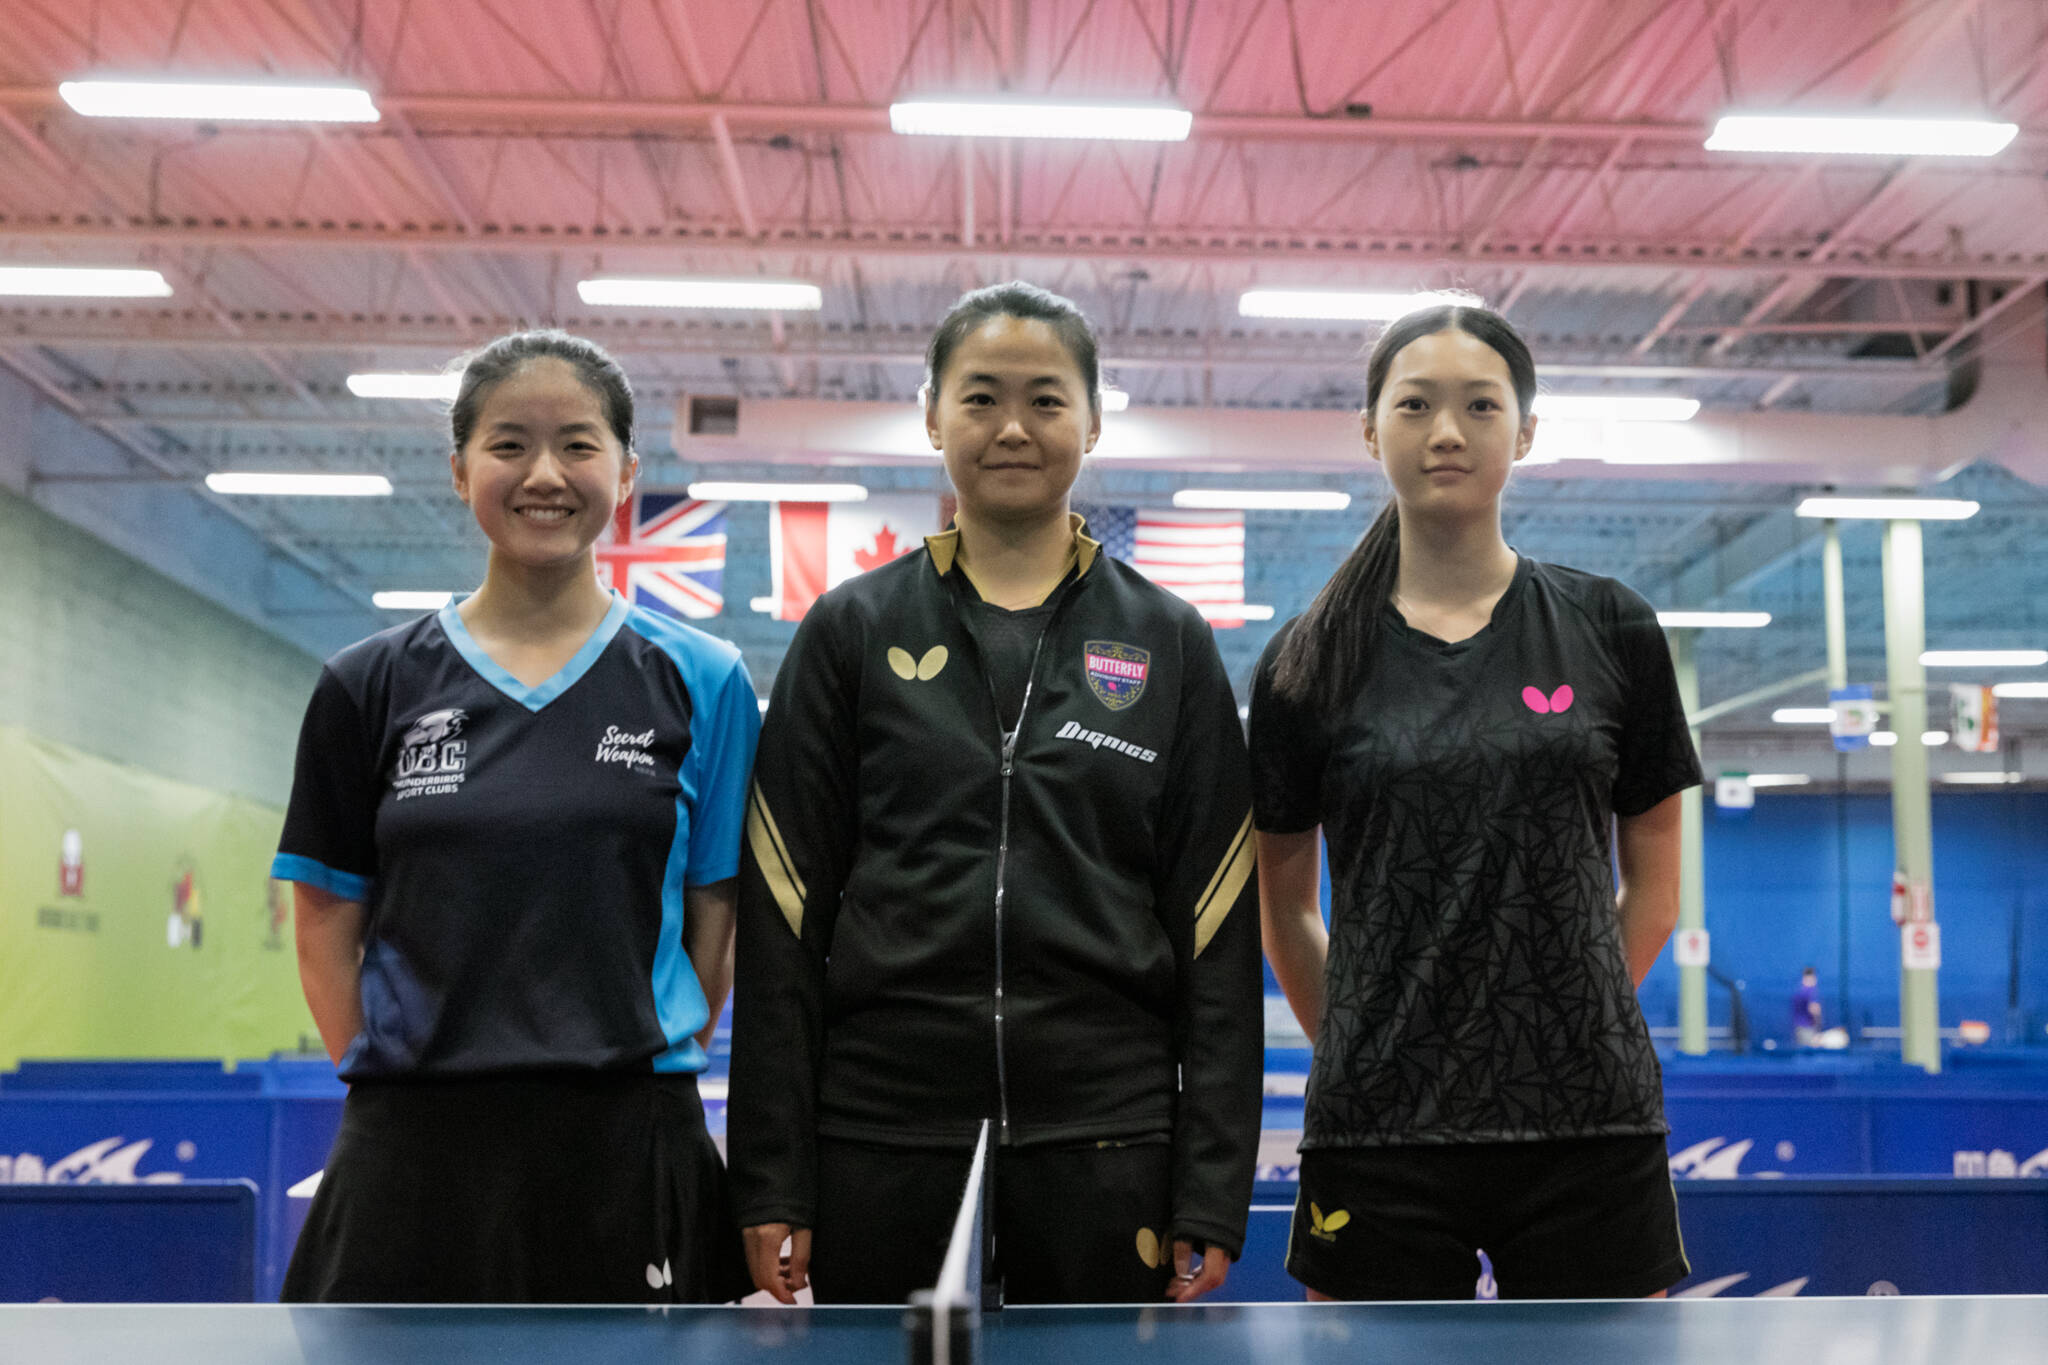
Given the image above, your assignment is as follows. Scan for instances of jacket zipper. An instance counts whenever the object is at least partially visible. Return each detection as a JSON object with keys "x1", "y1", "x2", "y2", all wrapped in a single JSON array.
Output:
[{"x1": 985, "y1": 624, "x2": 1052, "y2": 1146}]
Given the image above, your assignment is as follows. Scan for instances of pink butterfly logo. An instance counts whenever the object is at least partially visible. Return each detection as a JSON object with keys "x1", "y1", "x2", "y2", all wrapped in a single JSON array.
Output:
[{"x1": 1522, "y1": 684, "x2": 1575, "y2": 714}]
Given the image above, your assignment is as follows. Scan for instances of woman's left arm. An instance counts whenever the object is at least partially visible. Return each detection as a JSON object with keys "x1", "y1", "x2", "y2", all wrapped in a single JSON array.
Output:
[
  {"x1": 685, "y1": 877, "x2": 738, "y2": 1050},
  {"x1": 1614, "y1": 792, "x2": 1684, "y2": 988}
]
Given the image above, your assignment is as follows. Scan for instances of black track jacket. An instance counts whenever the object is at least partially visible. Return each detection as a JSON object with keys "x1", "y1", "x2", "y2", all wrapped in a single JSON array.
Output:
[{"x1": 729, "y1": 522, "x2": 1262, "y2": 1258}]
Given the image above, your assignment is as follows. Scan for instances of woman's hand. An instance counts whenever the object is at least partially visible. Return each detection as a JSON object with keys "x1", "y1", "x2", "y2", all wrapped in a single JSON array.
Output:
[
  {"x1": 742, "y1": 1222, "x2": 812, "y2": 1303},
  {"x1": 1167, "y1": 1238, "x2": 1231, "y2": 1302}
]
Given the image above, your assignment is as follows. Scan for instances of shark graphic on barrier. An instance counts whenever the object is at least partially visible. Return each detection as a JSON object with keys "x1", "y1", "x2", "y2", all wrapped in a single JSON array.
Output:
[
  {"x1": 1667, "y1": 1137, "x2": 1757, "y2": 1179},
  {"x1": 0, "y1": 1137, "x2": 184, "y2": 1184}
]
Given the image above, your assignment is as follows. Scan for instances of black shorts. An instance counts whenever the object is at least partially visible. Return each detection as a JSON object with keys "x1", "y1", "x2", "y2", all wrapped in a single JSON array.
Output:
[
  {"x1": 808, "y1": 1136, "x2": 1179, "y2": 1305},
  {"x1": 1286, "y1": 1134, "x2": 1687, "y2": 1301},
  {"x1": 282, "y1": 1071, "x2": 750, "y2": 1304}
]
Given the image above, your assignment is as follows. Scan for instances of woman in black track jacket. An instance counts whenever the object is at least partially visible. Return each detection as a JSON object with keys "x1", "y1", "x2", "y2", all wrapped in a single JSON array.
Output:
[{"x1": 729, "y1": 282, "x2": 1262, "y2": 1306}]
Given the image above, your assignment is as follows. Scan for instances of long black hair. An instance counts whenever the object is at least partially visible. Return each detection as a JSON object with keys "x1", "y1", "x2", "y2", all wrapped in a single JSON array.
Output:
[
  {"x1": 448, "y1": 328, "x2": 636, "y2": 455},
  {"x1": 1268, "y1": 304, "x2": 1537, "y2": 711},
  {"x1": 924, "y1": 280, "x2": 1101, "y2": 415}
]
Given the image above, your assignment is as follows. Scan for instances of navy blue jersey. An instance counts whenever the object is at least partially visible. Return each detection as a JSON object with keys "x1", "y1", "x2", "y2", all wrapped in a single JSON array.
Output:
[{"x1": 273, "y1": 592, "x2": 759, "y2": 1080}]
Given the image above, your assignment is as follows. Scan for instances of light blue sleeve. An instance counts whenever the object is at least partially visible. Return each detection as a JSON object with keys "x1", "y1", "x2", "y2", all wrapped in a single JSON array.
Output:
[{"x1": 686, "y1": 652, "x2": 762, "y2": 886}]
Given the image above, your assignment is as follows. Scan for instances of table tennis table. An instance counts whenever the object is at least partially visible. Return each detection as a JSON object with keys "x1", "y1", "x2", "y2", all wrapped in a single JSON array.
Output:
[{"x1": 6, "y1": 1296, "x2": 2047, "y2": 1365}]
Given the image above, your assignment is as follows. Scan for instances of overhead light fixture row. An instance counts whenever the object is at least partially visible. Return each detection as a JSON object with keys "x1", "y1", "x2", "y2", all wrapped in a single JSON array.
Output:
[
  {"x1": 1533, "y1": 395, "x2": 1701, "y2": 422},
  {"x1": 1705, "y1": 114, "x2": 2017, "y2": 158},
  {"x1": 1794, "y1": 497, "x2": 1979, "y2": 521},
  {"x1": 1994, "y1": 682, "x2": 2048, "y2": 699},
  {"x1": 1657, "y1": 611, "x2": 1771, "y2": 629},
  {"x1": 1920, "y1": 650, "x2": 2048, "y2": 668},
  {"x1": 347, "y1": 372, "x2": 460, "y2": 401},
  {"x1": 373, "y1": 591, "x2": 455, "y2": 610},
  {"x1": 205, "y1": 472, "x2": 392, "y2": 496},
  {"x1": 686, "y1": 482, "x2": 868, "y2": 503},
  {"x1": 1238, "y1": 289, "x2": 1472, "y2": 322},
  {"x1": 577, "y1": 278, "x2": 823, "y2": 310},
  {"x1": 889, "y1": 97, "x2": 1192, "y2": 141},
  {"x1": 0, "y1": 266, "x2": 172, "y2": 298},
  {"x1": 1172, "y1": 490, "x2": 1351, "y2": 511},
  {"x1": 59, "y1": 78, "x2": 380, "y2": 123}
]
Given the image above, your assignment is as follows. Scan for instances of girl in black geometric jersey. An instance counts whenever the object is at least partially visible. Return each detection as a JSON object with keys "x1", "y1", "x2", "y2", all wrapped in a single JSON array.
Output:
[{"x1": 1250, "y1": 305, "x2": 1700, "y2": 1301}]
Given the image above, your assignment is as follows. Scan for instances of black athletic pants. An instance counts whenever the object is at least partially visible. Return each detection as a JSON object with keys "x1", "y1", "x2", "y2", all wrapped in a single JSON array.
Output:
[{"x1": 807, "y1": 1135, "x2": 1179, "y2": 1304}]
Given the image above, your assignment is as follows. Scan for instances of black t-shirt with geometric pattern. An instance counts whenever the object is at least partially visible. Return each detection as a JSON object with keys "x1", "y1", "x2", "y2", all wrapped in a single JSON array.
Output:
[{"x1": 1249, "y1": 557, "x2": 1702, "y2": 1149}]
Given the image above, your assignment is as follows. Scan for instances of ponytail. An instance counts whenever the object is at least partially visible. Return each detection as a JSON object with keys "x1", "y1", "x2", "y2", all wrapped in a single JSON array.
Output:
[{"x1": 1270, "y1": 500, "x2": 1399, "y2": 712}]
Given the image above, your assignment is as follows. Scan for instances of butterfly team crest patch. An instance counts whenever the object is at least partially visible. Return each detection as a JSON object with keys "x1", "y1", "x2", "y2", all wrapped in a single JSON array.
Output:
[{"x1": 1084, "y1": 641, "x2": 1150, "y2": 711}]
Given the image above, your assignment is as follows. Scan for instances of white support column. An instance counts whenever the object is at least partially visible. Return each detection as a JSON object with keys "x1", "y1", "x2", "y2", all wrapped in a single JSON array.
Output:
[
  {"x1": 1882, "y1": 518, "x2": 1941, "y2": 1073},
  {"x1": 1670, "y1": 628, "x2": 1707, "y2": 1056}
]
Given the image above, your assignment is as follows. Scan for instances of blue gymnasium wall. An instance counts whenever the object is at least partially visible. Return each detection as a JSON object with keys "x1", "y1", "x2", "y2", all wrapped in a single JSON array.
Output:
[{"x1": 1636, "y1": 791, "x2": 2048, "y2": 1045}]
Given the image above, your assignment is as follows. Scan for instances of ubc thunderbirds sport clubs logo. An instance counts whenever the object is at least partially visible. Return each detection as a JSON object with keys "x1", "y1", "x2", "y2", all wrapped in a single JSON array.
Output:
[
  {"x1": 1084, "y1": 641, "x2": 1149, "y2": 711},
  {"x1": 394, "y1": 708, "x2": 469, "y2": 800}
]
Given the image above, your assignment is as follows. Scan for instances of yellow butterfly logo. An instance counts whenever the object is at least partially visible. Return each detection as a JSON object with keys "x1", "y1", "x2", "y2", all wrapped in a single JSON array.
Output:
[
  {"x1": 1308, "y1": 1201, "x2": 1350, "y2": 1242},
  {"x1": 887, "y1": 645, "x2": 948, "y2": 681}
]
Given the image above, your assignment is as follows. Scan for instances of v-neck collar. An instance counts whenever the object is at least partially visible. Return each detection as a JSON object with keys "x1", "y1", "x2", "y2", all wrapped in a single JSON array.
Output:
[
  {"x1": 1384, "y1": 554, "x2": 1531, "y2": 656},
  {"x1": 437, "y1": 590, "x2": 631, "y2": 712}
]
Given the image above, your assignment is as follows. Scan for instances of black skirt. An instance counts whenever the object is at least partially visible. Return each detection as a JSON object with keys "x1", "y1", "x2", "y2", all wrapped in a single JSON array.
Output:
[{"x1": 282, "y1": 1070, "x2": 750, "y2": 1304}]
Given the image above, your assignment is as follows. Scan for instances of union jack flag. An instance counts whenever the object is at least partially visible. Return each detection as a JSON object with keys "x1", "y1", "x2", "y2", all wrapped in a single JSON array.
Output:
[{"x1": 595, "y1": 492, "x2": 729, "y2": 619}]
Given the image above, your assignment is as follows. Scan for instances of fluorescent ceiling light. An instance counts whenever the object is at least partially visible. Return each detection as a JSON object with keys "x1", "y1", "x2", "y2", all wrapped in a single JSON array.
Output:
[
  {"x1": 1746, "y1": 774, "x2": 1811, "y2": 788},
  {"x1": 347, "y1": 372, "x2": 459, "y2": 401},
  {"x1": 1532, "y1": 395, "x2": 1700, "y2": 422},
  {"x1": 0, "y1": 266, "x2": 172, "y2": 298},
  {"x1": 1706, "y1": 114, "x2": 2017, "y2": 157},
  {"x1": 1172, "y1": 489, "x2": 1351, "y2": 511},
  {"x1": 889, "y1": 97, "x2": 1191, "y2": 141},
  {"x1": 1795, "y1": 496, "x2": 1979, "y2": 520},
  {"x1": 59, "y1": 78, "x2": 379, "y2": 123},
  {"x1": 576, "y1": 278, "x2": 823, "y2": 310},
  {"x1": 1657, "y1": 611, "x2": 1771, "y2": 629},
  {"x1": 372, "y1": 591, "x2": 454, "y2": 610},
  {"x1": 205, "y1": 472, "x2": 392, "y2": 496},
  {"x1": 1773, "y1": 708, "x2": 1836, "y2": 724},
  {"x1": 1922, "y1": 731, "x2": 1951, "y2": 746},
  {"x1": 1239, "y1": 289, "x2": 1471, "y2": 322},
  {"x1": 1940, "y1": 771, "x2": 2024, "y2": 785},
  {"x1": 1870, "y1": 731, "x2": 1899, "y2": 747},
  {"x1": 1993, "y1": 682, "x2": 2048, "y2": 699},
  {"x1": 1195, "y1": 603, "x2": 1276, "y2": 622},
  {"x1": 1921, "y1": 650, "x2": 2048, "y2": 668},
  {"x1": 1101, "y1": 387, "x2": 1131, "y2": 412},
  {"x1": 687, "y1": 481, "x2": 868, "y2": 502}
]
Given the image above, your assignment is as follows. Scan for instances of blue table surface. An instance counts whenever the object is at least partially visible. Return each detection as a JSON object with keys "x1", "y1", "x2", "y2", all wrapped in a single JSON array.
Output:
[{"x1": 6, "y1": 1297, "x2": 2048, "y2": 1365}]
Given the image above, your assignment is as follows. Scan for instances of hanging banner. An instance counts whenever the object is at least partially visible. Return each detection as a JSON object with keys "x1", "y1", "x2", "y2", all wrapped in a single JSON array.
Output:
[
  {"x1": 1829, "y1": 685, "x2": 1878, "y2": 751},
  {"x1": 1673, "y1": 928, "x2": 1711, "y2": 968},
  {"x1": 1714, "y1": 772, "x2": 1755, "y2": 811},
  {"x1": 1951, "y1": 684, "x2": 1999, "y2": 753},
  {"x1": 0, "y1": 726, "x2": 314, "y2": 1069}
]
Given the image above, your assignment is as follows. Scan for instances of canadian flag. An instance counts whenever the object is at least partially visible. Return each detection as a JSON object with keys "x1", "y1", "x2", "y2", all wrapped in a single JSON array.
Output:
[{"x1": 769, "y1": 494, "x2": 936, "y2": 620}]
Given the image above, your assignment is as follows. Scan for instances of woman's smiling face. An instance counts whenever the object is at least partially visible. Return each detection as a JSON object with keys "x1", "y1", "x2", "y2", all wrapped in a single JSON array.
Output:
[{"x1": 451, "y1": 357, "x2": 636, "y2": 568}]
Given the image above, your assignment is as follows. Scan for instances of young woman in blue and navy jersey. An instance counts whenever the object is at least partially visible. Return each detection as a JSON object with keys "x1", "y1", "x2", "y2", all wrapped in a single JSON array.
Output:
[{"x1": 272, "y1": 331, "x2": 759, "y2": 1303}]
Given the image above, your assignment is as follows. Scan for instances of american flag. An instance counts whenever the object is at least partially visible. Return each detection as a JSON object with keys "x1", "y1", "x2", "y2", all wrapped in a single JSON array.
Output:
[
  {"x1": 595, "y1": 492, "x2": 729, "y2": 619},
  {"x1": 1077, "y1": 504, "x2": 1248, "y2": 627}
]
